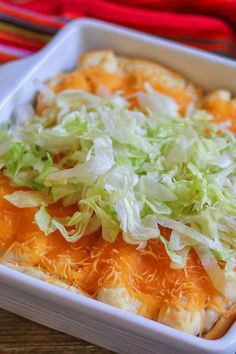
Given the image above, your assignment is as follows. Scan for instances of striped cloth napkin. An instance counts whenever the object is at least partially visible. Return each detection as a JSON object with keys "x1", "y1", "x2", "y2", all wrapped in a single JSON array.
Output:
[{"x1": 0, "y1": 0, "x2": 236, "y2": 63}]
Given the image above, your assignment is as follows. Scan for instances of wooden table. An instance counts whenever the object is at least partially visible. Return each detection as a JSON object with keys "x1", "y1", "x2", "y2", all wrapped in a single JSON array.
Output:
[{"x1": 0, "y1": 308, "x2": 113, "y2": 353}]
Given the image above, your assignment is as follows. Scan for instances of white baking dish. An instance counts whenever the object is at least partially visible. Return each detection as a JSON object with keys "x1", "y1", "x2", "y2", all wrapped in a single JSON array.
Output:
[{"x1": 0, "y1": 19, "x2": 236, "y2": 354}]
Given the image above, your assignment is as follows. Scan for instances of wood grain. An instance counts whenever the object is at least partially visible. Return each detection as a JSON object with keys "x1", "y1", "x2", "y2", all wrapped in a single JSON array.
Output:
[{"x1": 0, "y1": 308, "x2": 113, "y2": 354}]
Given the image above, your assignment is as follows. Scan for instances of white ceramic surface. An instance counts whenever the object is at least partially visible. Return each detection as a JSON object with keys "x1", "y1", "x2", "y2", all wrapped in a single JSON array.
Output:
[{"x1": 0, "y1": 18, "x2": 236, "y2": 354}]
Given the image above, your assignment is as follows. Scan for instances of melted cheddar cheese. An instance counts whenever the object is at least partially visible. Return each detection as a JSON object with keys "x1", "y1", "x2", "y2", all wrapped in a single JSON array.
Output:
[{"x1": 202, "y1": 98, "x2": 236, "y2": 133}]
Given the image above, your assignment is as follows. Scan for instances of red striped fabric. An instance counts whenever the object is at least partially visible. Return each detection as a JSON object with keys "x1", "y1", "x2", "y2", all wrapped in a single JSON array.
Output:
[
  {"x1": 0, "y1": 0, "x2": 236, "y2": 63},
  {"x1": 0, "y1": 30, "x2": 47, "y2": 50},
  {"x1": 0, "y1": 2, "x2": 65, "y2": 29}
]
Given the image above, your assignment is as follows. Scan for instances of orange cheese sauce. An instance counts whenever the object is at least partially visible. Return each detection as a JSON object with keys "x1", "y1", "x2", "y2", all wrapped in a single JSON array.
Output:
[
  {"x1": 202, "y1": 98, "x2": 236, "y2": 133},
  {"x1": 37, "y1": 67, "x2": 193, "y2": 116},
  {"x1": 76, "y1": 234, "x2": 222, "y2": 316},
  {"x1": 0, "y1": 174, "x2": 222, "y2": 318}
]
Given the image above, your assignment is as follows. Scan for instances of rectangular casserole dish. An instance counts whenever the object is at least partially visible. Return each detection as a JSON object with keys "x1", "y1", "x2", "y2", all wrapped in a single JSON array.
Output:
[{"x1": 0, "y1": 18, "x2": 236, "y2": 354}]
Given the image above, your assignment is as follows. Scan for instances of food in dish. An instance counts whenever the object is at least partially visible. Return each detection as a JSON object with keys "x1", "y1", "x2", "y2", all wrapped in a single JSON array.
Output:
[{"x1": 0, "y1": 50, "x2": 236, "y2": 338}]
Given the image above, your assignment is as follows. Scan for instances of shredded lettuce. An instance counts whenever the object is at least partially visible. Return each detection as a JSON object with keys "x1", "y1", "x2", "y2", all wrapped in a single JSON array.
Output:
[
  {"x1": 45, "y1": 136, "x2": 114, "y2": 185},
  {"x1": 4, "y1": 191, "x2": 51, "y2": 208},
  {"x1": 34, "y1": 204, "x2": 56, "y2": 235},
  {"x1": 1, "y1": 87, "x2": 236, "y2": 301},
  {"x1": 160, "y1": 235, "x2": 187, "y2": 268},
  {"x1": 35, "y1": 204, "x2": 101, "y2": 242},
  {"x1": 195, "y1": 245, "x2": 236, "y2": 302},
  {"x1": 137, "y1": 82, "x2": 179, "y2": 117},
  {"x1": 2, "y1": 142, "x2": 53, "y2": 189}
]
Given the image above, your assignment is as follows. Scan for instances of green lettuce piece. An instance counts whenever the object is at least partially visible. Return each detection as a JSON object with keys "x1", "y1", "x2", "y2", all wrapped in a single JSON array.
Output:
[
  {"x1": 195, "y1": 245, "x2": 236, "y2": 302},
  {"x1": 45, "y1": 137, "x2": 114, "y2": 185},
  {"x1": 35, "y1": 205, "x2": 56, "y2": 235},
  {"x1": 160, "y1": 235, "x2": 187, "y2": 268},
  {"x1": 34, "y1": 204, "x2": 100, "y2": 242},
  {"x1": 80, "y1": 197, "x2": 119, "y2": 243},
  {"x1": 2, "y1": 142, "x2": 53, "y2": 189},
  {"x1": 4, "y1": 190, "x2": 51, "y2": 208}
]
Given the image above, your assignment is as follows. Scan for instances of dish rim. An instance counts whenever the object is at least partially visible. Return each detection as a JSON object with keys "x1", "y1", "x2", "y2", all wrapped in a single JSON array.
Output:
[{"x1": 0, "y1": 17, "x2": 236, "y2": 353}]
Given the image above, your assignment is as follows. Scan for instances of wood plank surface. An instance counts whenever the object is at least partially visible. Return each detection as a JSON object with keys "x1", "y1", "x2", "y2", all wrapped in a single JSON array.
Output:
[{"x1": 0, "y1": 308, "x2": 113, "y2": 354}]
